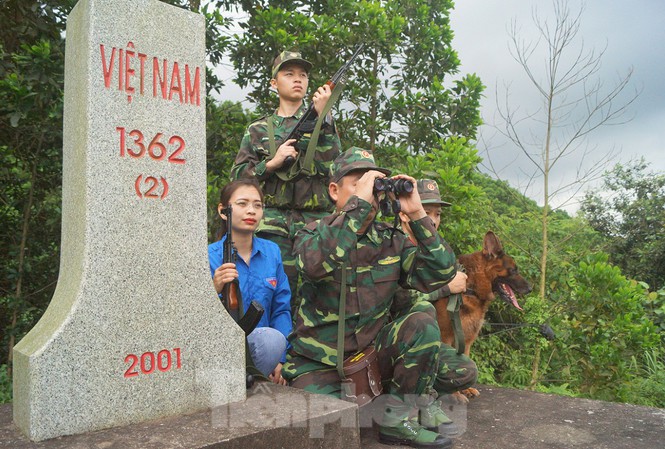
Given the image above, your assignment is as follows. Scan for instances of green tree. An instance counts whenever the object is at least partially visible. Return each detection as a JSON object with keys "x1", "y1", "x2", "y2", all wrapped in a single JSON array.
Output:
[
  {"x1": 398, "y1": 136, "x2": 487, "y2": 252},
  {"x1": 1, "y1": 0, "x2": 75, "y2": 381},
  {"x1": 580, "y1": 159, "x2": 665, "y2": 291},
  {"x1": 486, "y1": 0, "x2": 638, "y2": 386},
  {"x1": 206, "y1": 100, "x2": 255, "y2": 239},
  {"x1": 211, "y1": 0, "x2": 483, "y2": 159},
  {"x1": 558, "y1": 254, "x2": 661, "y2": 402}
]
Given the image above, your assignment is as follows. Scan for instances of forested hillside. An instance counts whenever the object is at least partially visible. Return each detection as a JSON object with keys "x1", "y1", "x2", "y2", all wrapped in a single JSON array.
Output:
[{"x1": 2, "y1": 0, "x2": 663, "y2": 407}]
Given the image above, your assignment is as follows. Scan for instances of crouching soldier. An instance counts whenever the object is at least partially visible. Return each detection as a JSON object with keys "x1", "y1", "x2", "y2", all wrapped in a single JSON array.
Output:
[
  {"x1": 391, "y1": 179, "x2": 478, "y2": 437},
  {"x1": 282, "y1": 147, "x2": 458, "y2": 449}
]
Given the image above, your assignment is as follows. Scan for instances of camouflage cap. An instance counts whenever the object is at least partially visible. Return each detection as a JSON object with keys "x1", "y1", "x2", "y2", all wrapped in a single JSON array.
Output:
[
  {"x1": 329, "y1": 147, "x2": 391, "y2": 183},
  {"x1": 417, "y1": 179, "x2": 452, "y2": 207},
  {"x1": 272, "y1": 50, "x2": 313, "y2": 78}
]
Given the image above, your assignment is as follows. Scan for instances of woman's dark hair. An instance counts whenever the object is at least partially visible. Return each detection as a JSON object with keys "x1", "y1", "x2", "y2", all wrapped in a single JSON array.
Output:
[{"x1": 217, "y1": 177, "x2": 264, "y2": 237}]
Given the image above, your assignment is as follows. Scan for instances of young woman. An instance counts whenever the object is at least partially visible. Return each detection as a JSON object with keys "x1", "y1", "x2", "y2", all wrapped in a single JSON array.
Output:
[{"x1": 208, "y1": 178, "x2": 291, "y2": 385}]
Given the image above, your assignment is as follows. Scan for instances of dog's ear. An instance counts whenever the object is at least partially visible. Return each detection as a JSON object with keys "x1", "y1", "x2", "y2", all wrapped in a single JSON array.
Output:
[{"x1": 482, "y1": 231, "x2": 504, "y2": 259}]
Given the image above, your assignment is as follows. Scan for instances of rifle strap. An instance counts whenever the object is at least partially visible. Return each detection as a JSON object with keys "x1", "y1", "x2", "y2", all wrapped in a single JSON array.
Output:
[
  {"x1": 336, "y1": 262, "x2": 347, "y2": 380},
  {"x1": 447, "y1": 293, "x2": 465, "y2": 355},
  {"x1": 298, "y1": 82, "x2": 345, "y2": 177},
  {"x1": 269, "y1": 82, "x2": 346, "y2": 182},
  {"x1": 266, "y1": 114, "x2": 278, "y2": 158}
]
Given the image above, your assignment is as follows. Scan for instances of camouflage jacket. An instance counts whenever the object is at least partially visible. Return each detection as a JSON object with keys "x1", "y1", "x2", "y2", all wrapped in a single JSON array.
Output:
[
  {"x1": 230, "y1": 103, "x2": 341, "y2": 211},
  {"x1": 390, "y1": 231, "x2": 452, "y2": 317},
  {"x1": 392, "y1": 284, "x2": 451, "y2": 311},
  {"x1": 290, "y1": 196, "x2": 457, "y2": 367}
]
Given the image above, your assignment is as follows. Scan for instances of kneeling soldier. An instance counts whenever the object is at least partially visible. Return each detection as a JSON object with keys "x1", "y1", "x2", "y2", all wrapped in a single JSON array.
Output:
[{"x1": 283, "y1": 147, "x2": 458, "y2": 448}]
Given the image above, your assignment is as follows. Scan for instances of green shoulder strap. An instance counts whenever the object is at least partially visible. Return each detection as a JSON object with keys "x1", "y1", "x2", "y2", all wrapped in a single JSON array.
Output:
[
  {"x1": 272, "y1": 82, "x2": 346, "y2": 182},
  {"x1": 266, "y1": 113, "x2": 278, "y2": 158},
  {"x1": 337, "y1": 262, "x2": 359, "y2": 401},
  {"x1": 336, "y1": 262, "x2": 347, "y2": 380}
]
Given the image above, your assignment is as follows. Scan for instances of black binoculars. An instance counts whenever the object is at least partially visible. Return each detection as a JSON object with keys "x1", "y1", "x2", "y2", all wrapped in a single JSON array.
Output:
[{"x1": 373, "y1": 178, "x2": 414, "y2": 195}]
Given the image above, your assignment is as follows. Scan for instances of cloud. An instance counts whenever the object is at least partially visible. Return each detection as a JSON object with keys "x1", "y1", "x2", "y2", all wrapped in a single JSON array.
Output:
[{"x1": 451, "y1": 0, "x2": 665, "y2": 213}]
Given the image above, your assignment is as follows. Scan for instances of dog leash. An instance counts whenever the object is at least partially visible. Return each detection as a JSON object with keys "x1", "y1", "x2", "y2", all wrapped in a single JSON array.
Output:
[
  {"x1": 481, "y1": 322, "x2": 556, "y2": 340},
  {"x1": 447, "y1": 293, "x2": 465, "y2": 355},
  {"x1": 447, "y1": 262, "x2": 467, "y2": 355}
]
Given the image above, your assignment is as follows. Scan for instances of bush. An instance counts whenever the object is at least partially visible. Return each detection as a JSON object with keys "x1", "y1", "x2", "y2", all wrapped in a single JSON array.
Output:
[
  {"x1": 629, "y1": 350, "x2": 665, "y2": 408},
  {"x1": 0, "y1": 365, "x2": 11, "y2": 404},
  {"x1": 555, "y1": 254, "x2": 662, "y2": 402}
]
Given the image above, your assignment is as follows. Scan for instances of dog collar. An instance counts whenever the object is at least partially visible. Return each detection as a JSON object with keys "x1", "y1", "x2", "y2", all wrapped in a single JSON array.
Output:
[{"x1": 464, "y1": 287, "x2": 477, "y2": 297}]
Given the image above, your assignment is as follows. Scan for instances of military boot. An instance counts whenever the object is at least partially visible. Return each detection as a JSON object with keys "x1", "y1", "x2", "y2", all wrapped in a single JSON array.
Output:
[
  {"x1": 418, "y1": 399, "x2": 460, "y2": 437},
  {"x1": 378, "y1": 397, "x2": 453, "y2": 448}
]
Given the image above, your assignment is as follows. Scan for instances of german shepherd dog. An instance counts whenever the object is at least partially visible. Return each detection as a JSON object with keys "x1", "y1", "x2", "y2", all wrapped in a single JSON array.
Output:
[{"x1": 434, "y1": 231, "x2": 532, "y2": 402}]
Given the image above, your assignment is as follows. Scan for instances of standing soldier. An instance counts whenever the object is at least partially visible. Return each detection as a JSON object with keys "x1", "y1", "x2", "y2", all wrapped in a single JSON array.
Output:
[
  {"x1": 231, "y1": 50, "x2": 342, "y2": 313},
  {"x1": 283, "y1": 148, "x2": 458, "y2": 449}
]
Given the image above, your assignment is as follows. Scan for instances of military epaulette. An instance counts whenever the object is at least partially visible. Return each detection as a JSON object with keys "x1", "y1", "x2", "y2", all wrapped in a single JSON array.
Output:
[{"x1": 249, "y1": 114, "x2": 270, "y2": 125}]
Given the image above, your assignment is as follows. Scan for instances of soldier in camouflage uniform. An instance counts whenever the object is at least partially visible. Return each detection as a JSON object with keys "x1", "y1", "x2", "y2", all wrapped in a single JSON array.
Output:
[
  {"x1": 231, "y1": 51, "x2": 342, "y2": 313},
  {"x1": 392, "y1": 179, "x2": 478, "y2": 436},
  {"x1": 282, "y1": 148, "x2": 457, "y2": 449}
]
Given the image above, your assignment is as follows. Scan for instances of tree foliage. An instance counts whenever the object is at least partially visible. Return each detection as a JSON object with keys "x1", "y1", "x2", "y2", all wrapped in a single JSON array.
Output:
[
  {"x1": 206, "y1": 99, "x2": 256, "y2": 240},
  {"x1": 556, "y1": 254, "x2": 661, "y2": 402},
  {"x1": 212, "y1": 0, "x2": 483, "y2": 160},
  {"x1": 1, "y1": 0, "x2": 74, "y2": 380},
  {"x1": 581, "y1": 159, "x2": 665, "y2": 291}
]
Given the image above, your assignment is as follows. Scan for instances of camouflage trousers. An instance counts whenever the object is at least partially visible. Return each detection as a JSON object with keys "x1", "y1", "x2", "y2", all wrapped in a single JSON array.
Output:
[
  {"x1": 283, "y1": 306, "x2": 477, "y2": 401},
  {"x1": 391, "y1": 299, "x2": 477, "y2": 394},
  {"x1": 256, "y1": 207, "x2": 330, "y2": 318}
]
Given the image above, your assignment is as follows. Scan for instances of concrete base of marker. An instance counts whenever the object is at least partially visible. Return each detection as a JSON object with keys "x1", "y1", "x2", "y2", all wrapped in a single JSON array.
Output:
[
  {"x1": 1, "y1": 383, "x2": 360, "y2": 448},
  {"x1": 4, "y1": 385, "x2": 665, "y2": 449}
]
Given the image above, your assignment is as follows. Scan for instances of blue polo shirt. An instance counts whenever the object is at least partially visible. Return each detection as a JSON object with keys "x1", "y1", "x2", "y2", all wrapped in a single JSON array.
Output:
[{"x1": 208, "y1": 236, "x2": 292, "y2": 358}]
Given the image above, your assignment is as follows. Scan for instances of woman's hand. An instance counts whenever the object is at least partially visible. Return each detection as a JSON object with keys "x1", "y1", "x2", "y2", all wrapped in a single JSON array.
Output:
[
  {"x1": 269, "y1": 363, "x2": 288, "y2": 386},
  {"x1": 213, "y1": 262, "x2": 238, "y2": 294}
]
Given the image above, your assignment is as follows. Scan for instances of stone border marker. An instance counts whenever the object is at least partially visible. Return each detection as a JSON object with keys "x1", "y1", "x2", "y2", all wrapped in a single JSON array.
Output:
[{"x1": 12, "y1": 0, "x2": 245, "y2": 441}]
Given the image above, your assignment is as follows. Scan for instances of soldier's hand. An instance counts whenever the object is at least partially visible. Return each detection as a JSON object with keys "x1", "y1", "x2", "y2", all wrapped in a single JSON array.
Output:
[
  {"x1": 355, "y1": 170, "x2": 386, "y2": 204},
  {"x1": 213, "y1": 263, "x2": 238, "y2": 294},
  {"x1": 266, "y1": 139, "x2": 298, "y2": 172},
  {"x1": 392, "y1": 174, "x2": 426, "y2": 221},
  {"x1": 312, "y1": 84, "x2": 332, "y2": 117},
  {"x1": 447, "y1": 271, "x2": 468, "y2": 294}
]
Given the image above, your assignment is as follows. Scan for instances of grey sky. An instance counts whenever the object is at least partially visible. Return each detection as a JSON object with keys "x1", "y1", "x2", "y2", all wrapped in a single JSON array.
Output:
[
  {"x1": 450, "y1": 0, "x2": 665, "y2": 213},
  {"x1": 214, "y1": 1, "x2": 664, "y2": 214}
]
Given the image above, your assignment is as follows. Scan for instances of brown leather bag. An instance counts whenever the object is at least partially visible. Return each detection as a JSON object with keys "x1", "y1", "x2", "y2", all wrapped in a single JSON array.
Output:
[{"x1": 340, "y1": 345, "x2": 383, "y2": 407}]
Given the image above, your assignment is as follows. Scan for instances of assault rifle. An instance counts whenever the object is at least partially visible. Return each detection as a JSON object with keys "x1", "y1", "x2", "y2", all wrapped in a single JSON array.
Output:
[
  {"x1": 221, "y1": 205, "x2": 264, "y2": 335},
  {"x1": 282, "y1": 43, "x2": 365, "y2": 168}
]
